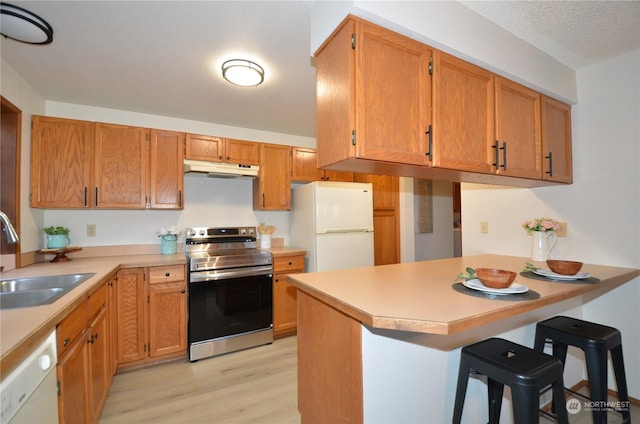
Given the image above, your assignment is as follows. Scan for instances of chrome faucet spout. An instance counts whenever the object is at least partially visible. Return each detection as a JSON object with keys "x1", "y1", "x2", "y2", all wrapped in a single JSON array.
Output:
[{"x1": 0, "y1": 210, "x2": 19, "y2": 244}]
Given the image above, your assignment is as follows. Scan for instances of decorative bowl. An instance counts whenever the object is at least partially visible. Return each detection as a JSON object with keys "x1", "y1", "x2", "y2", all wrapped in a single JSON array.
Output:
[
  {"x1": 546, "y1": 260, "x2": 583, "y2": 275},
  {"x1": 474, "y1": 268, "x2": 517, "y2": 289}
]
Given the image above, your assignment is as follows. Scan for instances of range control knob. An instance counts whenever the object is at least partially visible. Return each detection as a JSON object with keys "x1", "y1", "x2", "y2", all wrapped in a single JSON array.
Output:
[
  {"x1": 199, "y1": 230, "x2": 206, "y2": 236},
  {"x1": 247, "y1": 228, "x2": 254, "y2": 235},
  {"x1": 239, "y1": 228, "x2": 246, "y2": 235},
  {"x1": 186, "y1": 229, "x2": 194, "y2": 237}
]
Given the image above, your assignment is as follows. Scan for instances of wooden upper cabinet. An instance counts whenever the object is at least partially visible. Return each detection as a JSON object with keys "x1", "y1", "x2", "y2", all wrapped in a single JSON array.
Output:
[
  {"x1": 541, "y1": 96, "x2": 572, "y2": 183},
  {"x1": 253, "y1": 143, "x2": 291, "y2": 210},
  {"x1": 292, "y1": 147, "x2": 353, "y2": 182},
  {"x1": 432, "y1": 50, "x2": 494, "y2": 173},
  {"x1": 494, "y1": 76, "x2": 541, "y2": 179},
  {"x1": 149, "y1": 129, "x2": 184, "y2": 209},
  {"x1": 292, "y1": 147, "x2": 322, "y2": 182},
  {"x1": 31, "y1": 116, "x2": 94, "y2": 208},
  {"x1": 185, "y1": 134, "x2": 224, "y2": 161},
  {"x1": 185, "y1": 133, "x2": 259, "y2": 165},
  {"x1": 315, "y1": 15, "x2": 432, "y2": 169},
  {"x1": 94, "y1": 123, "x2": 148, "y2": 208},
  {"x1": 225, "y1": 138, "x2": 260, "y2": 165}
]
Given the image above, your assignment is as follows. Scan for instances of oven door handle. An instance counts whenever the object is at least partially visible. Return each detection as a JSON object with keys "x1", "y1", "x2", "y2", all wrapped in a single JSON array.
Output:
[{"x1": 189, "y1": 265, "x2": 273, "y2": 282}]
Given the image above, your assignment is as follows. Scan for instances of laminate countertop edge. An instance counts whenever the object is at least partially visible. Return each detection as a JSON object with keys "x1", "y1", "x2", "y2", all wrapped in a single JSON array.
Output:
[{"x1": 287, "y1": 254, "x2": 640, "y2": 336}]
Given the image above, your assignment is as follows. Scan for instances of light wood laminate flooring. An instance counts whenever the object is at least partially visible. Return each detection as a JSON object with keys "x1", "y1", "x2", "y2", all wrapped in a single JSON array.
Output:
[{"x1": 100, "y1": 336, "x2": 300, "y2": 423}]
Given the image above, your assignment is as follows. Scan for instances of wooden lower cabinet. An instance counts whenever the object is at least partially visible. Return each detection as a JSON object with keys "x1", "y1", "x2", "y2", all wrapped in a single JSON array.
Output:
[
  {"x1": 116, "y1": 265, "x2": 187, "y2": 368},
  {"x1": 273, "y1": 253, "x2": 305, "y2": 338},
  {"x1": 57, "y1": 283, "x2": 111, "y2": 424}
]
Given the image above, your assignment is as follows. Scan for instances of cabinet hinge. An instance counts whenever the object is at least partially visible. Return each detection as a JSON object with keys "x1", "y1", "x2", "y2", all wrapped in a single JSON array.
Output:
[
  {"x1": 351, "y1": 130, "x2": 356, "y2": 146},
  {"x1": 57, "y1": 380, "x2": 61, "y2": 396},
  {"x1": 146, "y1": 133, "x2": 151, "y2": 141},
  {"x1": 147, "y1": 294, "x2": 150, "y2": 303},
  {"x1": 429, "y1": 58, "x2": 433, "y2": 75},
  {"x1": 351, "y1": 33, "x2": 355, "y2": 50}
]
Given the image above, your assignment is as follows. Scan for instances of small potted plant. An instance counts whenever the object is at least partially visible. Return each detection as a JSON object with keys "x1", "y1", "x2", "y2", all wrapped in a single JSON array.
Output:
[{"x1": 43, "y1": 226, "x2": 71, "y2": 249}]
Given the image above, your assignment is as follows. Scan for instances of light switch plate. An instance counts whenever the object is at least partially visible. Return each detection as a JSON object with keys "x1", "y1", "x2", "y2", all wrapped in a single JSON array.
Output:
[
  {"x1": 556, "y1": 222, "x2": 567, "y2": 237},
  {"x1": 87, "y1": 224, "x2": 96, "y2": 237}
]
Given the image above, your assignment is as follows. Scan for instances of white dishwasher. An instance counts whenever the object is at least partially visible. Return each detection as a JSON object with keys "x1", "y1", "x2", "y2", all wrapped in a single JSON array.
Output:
[{"x1": 0, "y1": 330, "x2": 58, "y2": 424}]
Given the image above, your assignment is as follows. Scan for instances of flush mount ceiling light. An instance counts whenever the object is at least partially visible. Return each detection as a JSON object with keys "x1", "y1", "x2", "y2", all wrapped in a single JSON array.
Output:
[
  {"x1": 222, "y1": 59, "x2": 264, "y2": 87},
  {"x1": 0, "y1": 2, "x2": 53, "y2": 45}
]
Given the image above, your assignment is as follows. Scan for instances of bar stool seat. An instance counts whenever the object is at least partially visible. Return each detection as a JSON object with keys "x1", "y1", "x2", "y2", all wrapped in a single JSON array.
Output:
[
  {"x1": 453, "y1": 337, "x2": 568, "y2": 424},
  {"x1": 534, "y1": 315, "x2": 630, "y2": 424}
]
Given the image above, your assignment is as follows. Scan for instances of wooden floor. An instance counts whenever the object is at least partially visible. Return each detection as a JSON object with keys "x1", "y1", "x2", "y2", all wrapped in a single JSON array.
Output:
[
  {"x1": 101, "y1": 334, "x2": 639, "y2": 423},
  {"x1": 100, "y1": 336, "x2": 300, "y2": 424}
]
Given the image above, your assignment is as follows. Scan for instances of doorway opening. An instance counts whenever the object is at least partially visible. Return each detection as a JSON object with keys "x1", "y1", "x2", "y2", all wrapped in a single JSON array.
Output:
[{"x1": 1, "y1": 96, "x2": 22, "y2": 269}]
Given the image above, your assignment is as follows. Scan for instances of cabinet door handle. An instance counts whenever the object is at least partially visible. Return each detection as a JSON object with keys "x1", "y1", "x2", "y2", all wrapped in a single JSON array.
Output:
[
  {"x1": 226, "y1": 156, "x2": 230, "y2": 161},
  {"x1": 165, "y1": 272, "x2": 171, "y2": 277},
  {"x1": 492, "y1": 140, "x2": 500, "y2": 169},
  {"x1": 218, "y1": 155, "x2": 223, "y2": 160},
  {"x1": 425, "y1": 124, "x2": 433, "y2": 160},
  {"x1": 87, "y1": 335, "x2": 95, "y2": 344},
  {"x1": 178, "y1": 190, "x2": 182, "y2": 208},
  {"x1": 181, "y1": 289, "x2": 186, "y2": 294},
  {"x1": 63, "y1": 337, "x2": 70, "y2": 347},
  {"x1": 500, "y1": 142, "x2": 507, "y2": 170},
  {"x1": 545, "y1": 152, "x2": 553, "y2": 176},
  {"x1": 95, "y1": 187, "x2": 99, "y2": 206},
  {"x1": 84, "y1": 187, "x2": 88, "y2": 207}
]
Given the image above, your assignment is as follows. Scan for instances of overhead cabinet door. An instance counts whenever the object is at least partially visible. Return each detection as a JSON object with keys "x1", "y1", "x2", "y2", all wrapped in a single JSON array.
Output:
[
  {"x1": 355, "y1": 19, "x2": 432, "y2": 165},
  {"x1": 431, "y1": 51, "x2": 494, "y2": 173},
  {"x1": 94, "y1": 123, "x2": 148, "y2": 208}
]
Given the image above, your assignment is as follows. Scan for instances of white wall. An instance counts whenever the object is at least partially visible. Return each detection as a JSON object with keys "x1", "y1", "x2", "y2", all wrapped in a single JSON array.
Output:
[{"x1": 461, "y1": 50, "x2": 640, "y2": 397}]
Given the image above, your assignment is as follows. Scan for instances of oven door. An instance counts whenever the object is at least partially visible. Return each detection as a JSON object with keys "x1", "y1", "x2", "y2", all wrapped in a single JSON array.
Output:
[{"x1": 188, "y1": 266, "x2": 273, "y2": 347}]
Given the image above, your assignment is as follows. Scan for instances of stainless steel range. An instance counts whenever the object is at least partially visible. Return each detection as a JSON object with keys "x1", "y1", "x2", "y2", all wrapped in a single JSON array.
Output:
[{"x1": 185, "y1": 226, "x2": 273, "y2": 361}]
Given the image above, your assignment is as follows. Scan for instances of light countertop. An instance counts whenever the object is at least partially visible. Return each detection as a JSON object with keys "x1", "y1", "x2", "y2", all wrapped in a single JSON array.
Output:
[
  {"x1": 0, "y1": 246, "x2": 306, "y2": 378},
  {"x1": 0, "y1": 254, "x2": 186, "y2": 378},
  {"x1": 287, "y1": 254, "x2": 639, "y2": 335}
]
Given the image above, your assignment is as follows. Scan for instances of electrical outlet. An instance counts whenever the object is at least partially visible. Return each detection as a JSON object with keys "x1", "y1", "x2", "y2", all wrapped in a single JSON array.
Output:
[
  {"x1": 480, "y1": 221, "x2": 489, "y2": 233},
  {"x1": 556, "y1": 222, "x2": 567, "y2": 237},
  {"x1": 87, "y1": 224, "x2": 96, "y2": 237}
]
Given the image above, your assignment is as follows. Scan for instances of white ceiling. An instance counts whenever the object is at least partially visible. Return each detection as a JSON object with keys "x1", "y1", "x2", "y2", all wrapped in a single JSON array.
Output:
[{"x1": 2, "y1": 1, "x2": 639, "y2": 138}]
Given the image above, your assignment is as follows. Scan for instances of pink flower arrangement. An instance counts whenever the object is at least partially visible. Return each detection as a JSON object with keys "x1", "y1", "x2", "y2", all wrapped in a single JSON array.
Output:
[{"x1": 522, "y1": 217, "x2": 561, "y2": 233}]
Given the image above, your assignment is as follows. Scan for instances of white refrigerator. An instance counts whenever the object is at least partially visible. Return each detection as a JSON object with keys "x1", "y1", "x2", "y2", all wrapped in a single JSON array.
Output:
[{"x1": 291, "y1": 181, "x2": 374, "y2": 272}]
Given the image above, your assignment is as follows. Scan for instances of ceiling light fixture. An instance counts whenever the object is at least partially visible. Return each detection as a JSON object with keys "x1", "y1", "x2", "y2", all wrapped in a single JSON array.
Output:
[
  {"x1": 0, "y1": 2, "x2": 53, "y2": 45},
  {"x1": 222, "y1": 59, "x2": 264, "y2": 87}
]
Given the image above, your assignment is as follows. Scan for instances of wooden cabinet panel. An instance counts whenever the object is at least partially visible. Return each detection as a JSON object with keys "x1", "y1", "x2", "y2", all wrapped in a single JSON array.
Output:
[
  {"x1": 373, "y1": 210, "x2": 400, "y2": 266},
  {"x1": 116, "y1": 268, "x2": 147, "y2": 364},
  {"x1": 95, "y1": 123, "x2": 148, "y2": 208},
  {"x1": 149, "y1": 129, "x2": 184, "y2": 209},
  {"x1": 225, "y1": 138, "x2": 260, "y2": 165},
  {"x1": 87, "y1": 307, "x2": 109, "y2": 424},
  {"x1": 432, "y1": 51, "x2": 494, "y2": 173},
  {"x1": 30, "y1": 116, "x2": 94, "y2": 208},
  {"x1": 273, "y1": 253, "x2": 305, "y2": 339},
  {"x1": 116, "y1": 266, "x2": 187, "y2": 368},
  {"x1": 253, "y1": 143, "x2": 291, "y2": 210},
  {"x1": 57, "y1": 330, "x2": 88, "y2": 424},
  {"x1": 494, "y1": 76, "x2": 541, "y2": 179},
  {"x1": 292, "y1": 147, "x2": 353, "y2": 182},
  {"x1": 148, "y1": 282, "x2": 187, "y2": 357},
  {"x1": 185, "y1": 133, "x2": 224, "y2": 162},
  {"x1": 541, "y1": 96, "x2": 572, "y2": 183},
  {"x1": 315, "y1": 16, "x2": 431, "y2": 169},
  {"x1": 356, "y1": 19, "x2": 432, "y2": 166},
  {"x1": 292, "y1": 147, "x2": 322, "y2": 182},
  {"x1": 185, "y1": 134, "x2": 259, "y2": 165}
]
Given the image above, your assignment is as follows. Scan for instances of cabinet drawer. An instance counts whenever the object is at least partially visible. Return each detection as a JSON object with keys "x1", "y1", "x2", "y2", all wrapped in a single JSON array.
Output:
[
  {"x1": 57, "y1": 300, "x2": 89, "y2": 356},
  {"x1": 273, "y1": 255, "x2": 305, "y2": 273},
  {"x1": 149, "y1": 265, "x2": 185, "y2": 284},
  {"x1": 88, "y1": 283, "x2": 106, "y2": 318}
]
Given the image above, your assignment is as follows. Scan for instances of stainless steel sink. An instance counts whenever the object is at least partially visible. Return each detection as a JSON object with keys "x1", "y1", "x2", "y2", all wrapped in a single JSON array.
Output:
[{"x1": 0, "y1": 273, "x2": 95, "y2": 309}]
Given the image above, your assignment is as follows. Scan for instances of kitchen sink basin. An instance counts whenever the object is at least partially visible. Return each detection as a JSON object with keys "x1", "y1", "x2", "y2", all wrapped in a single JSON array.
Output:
[{"x1": 0, "y1": 273, "x2": 95, "y2": 309}]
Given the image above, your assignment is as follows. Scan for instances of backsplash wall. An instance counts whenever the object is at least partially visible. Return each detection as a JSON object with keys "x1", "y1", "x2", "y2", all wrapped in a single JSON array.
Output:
[{"x1": 44, "y1": 176, "x2": 293, "y2": 249}]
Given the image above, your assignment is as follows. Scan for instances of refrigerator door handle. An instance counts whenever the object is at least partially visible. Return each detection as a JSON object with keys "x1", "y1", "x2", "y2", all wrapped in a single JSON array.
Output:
[{"x1": 317, "y1": 228, "x2": 374, "y2": 234}]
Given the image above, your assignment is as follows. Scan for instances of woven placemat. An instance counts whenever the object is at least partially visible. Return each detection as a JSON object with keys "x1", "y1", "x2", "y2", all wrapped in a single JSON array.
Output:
[
  {"x1": 520, "y1": 271, "x2": 600, "y2": 284},
  {"x1": 452, "y1": 282, "x2": 541, "y2": 301}
]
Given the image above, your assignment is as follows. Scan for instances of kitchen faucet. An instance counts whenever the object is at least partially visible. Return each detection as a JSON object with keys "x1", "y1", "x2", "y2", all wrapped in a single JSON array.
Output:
[{"x1": 0, "y1": 210, "x2": 19, "y2": 243}]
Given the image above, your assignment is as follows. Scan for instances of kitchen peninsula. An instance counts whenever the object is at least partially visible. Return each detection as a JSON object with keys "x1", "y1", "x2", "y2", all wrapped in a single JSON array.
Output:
[{"x1": 287, "y1": 254, "x2": 639, "y2": 423}]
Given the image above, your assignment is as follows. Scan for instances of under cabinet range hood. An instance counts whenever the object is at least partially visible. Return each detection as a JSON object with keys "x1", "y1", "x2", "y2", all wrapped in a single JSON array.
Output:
[{"x1": 184, "y1": 159, "x2": 259, "y2": 179}]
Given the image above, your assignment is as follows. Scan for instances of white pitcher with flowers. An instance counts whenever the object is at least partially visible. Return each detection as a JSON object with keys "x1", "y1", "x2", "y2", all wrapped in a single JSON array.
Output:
[{"x1": 522, "y1": 217, "x2": 560, "y2": 261}]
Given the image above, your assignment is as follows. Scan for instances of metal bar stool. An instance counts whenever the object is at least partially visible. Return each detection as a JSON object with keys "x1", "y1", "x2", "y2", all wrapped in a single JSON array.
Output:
[
  {"x1": 453, "y1": 337, "x2": 569, "y2": 424},
  {"x1": 534, "y1": 316, "x2": 630, "y2": 424}
]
